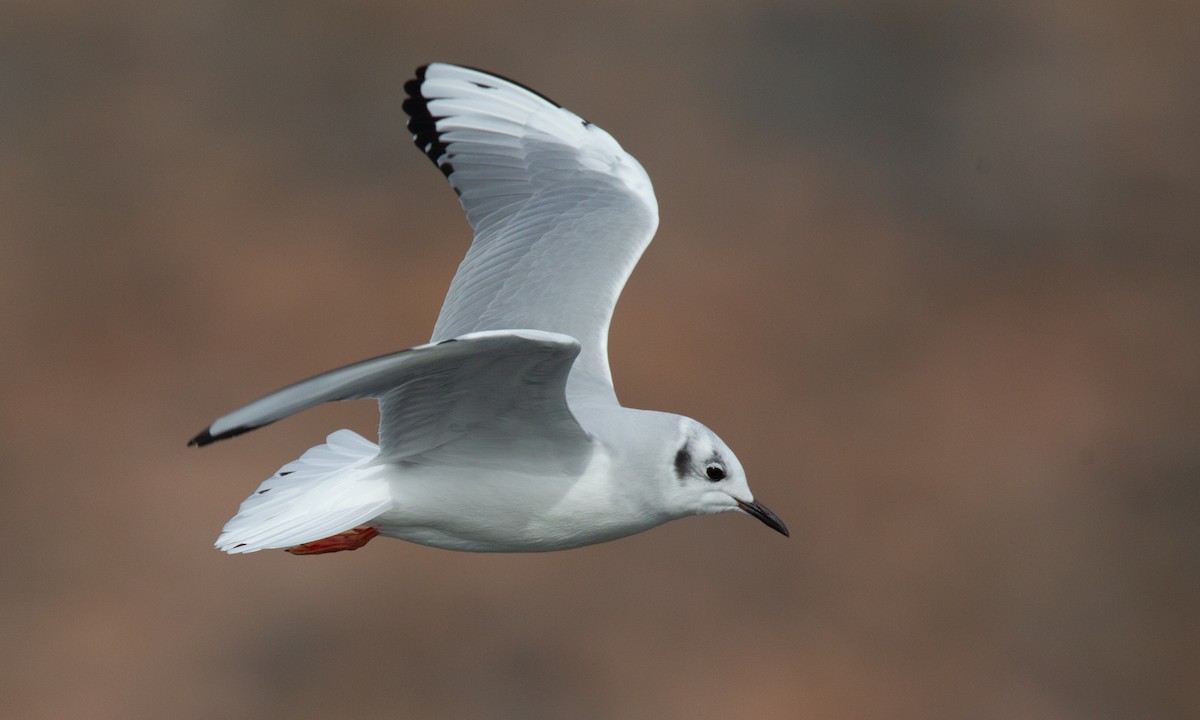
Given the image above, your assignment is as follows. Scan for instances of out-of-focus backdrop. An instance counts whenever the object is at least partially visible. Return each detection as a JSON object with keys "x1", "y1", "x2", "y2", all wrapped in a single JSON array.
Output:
[{"x1": 3, "y1": 1, "x2": 1197, "y2": 718}]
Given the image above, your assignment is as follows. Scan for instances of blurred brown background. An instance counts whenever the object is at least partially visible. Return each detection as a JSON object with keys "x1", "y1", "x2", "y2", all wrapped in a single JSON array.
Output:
[{"x1": 3, "y1": 1, "x2": 1198, "y2": 718}]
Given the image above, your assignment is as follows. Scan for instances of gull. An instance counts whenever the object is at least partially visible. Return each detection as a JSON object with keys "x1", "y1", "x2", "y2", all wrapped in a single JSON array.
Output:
[{"x1": 189, "y1": 63, "x2": 788, "y2": 555}]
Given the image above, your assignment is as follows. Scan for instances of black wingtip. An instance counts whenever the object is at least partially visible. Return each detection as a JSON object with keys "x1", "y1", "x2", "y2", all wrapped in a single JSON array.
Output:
[
  {"x1": 187, "y1": 425, "x2": 255, "y2": 448},
  {"x1": 403, "y1": 63, "x2": 576, "y2": 181},
  {"x1": 188, "y1": 429, "x2": 215, "y2": 448},
  {"x1": 403, "y1": 65, "x2": 453, "y2": 178}
]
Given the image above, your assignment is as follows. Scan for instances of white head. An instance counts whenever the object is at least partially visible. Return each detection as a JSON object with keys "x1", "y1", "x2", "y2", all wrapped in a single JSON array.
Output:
[{"x1": 659, "y1": 417, "x2": 788, "y2": 537}]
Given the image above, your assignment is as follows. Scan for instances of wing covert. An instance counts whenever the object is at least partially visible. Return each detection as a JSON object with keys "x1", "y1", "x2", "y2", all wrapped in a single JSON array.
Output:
[{"x1": 375, "y1": 330, "x2": 591, "y2": 468}]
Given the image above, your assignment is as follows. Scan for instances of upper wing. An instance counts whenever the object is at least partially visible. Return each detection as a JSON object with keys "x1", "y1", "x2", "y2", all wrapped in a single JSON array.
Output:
[
  {"x1": 188, "y1": 330, "x2": 592, "y2": 471},
  {"x1": 403, "y1": 64, "x2": 659, "y2": 404},
  {"x1": 374, "y1": 330, "x2": 589, "y2": 469}
]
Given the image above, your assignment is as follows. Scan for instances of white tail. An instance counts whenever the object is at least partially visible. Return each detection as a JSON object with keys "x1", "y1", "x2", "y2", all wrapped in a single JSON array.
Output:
[{"x1": 215, "y1": 430, "x2": 391, "y2": 554}]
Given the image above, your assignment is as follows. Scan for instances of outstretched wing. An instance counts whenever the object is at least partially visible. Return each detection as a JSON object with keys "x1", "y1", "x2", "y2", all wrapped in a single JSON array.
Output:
[
  {"x1": 404, "y1": 63, "x2": 659, "y2": 404},
  {"x1": 188, "y1": 330, "x2": 592, "y2": 469}
]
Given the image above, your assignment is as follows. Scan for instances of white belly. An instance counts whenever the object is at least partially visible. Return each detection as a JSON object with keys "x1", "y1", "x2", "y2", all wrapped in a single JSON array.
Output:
[{"x1": 371, "y1": 453, "x2": 667, "y2": 552}]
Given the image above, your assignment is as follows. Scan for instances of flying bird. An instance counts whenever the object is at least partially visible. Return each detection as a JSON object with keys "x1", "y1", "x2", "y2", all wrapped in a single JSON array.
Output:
[{"x1": 190, "y1": 63, "x2": 787, "y2": 555}]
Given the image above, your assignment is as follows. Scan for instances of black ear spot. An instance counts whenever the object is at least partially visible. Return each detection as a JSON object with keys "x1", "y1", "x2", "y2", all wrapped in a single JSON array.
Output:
[
  {"x1": 705, "y1": 465, "x2": 726, "y2": 482},
  {"x1": 674, "y1": 445, "x2": 692, "y2": 480}
]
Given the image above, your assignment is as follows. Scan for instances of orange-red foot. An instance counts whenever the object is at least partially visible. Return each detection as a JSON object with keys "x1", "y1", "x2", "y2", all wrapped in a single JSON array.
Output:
[{"x1": 286, "y1": 526, "x2": 380, "y2": 555}]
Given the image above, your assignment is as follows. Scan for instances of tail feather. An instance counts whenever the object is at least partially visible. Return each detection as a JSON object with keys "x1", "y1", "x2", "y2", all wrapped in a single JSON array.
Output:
[{"x1": 216, "y1": 430, "x2": 391, "y2": 554}]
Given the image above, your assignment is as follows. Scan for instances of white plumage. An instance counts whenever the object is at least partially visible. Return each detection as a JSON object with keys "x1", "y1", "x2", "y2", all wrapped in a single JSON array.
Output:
[{"x1": 191, "y1": 63, "x2": 787, "y2": 555}]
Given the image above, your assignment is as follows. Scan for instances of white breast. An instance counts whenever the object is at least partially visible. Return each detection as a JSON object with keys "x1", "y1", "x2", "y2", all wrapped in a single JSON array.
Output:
[{"x1": 373, "y1": 444, "x2": 667, "y2": 552}]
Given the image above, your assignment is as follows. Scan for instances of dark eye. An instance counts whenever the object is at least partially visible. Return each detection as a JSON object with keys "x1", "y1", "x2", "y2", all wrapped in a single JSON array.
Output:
[{"x1": 705, "y1": 465, "x2": 726, "y2": 481}]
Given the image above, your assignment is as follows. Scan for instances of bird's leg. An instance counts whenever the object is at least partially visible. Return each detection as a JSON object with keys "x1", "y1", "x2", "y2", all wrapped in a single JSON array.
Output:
[{"x1": 285, "y1": 526, "x2": 379, "y2": 555}]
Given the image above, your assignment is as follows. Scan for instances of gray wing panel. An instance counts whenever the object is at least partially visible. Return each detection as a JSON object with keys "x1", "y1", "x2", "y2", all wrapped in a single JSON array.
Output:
[
  {"x1": 375, "y1": 330, "x2": 591, "y2": 469},
  {"x1": 189, "y1": 331, "x2": 592, "y2": 470},
  {"x1": 404, "y1": 64, "x2": 659, "y2": 404}
]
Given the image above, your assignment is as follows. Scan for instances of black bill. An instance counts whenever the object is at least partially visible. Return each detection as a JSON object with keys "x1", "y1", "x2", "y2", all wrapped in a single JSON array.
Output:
[{"x1": 736, "y1": 499, "x2": 789, "y2": 537}]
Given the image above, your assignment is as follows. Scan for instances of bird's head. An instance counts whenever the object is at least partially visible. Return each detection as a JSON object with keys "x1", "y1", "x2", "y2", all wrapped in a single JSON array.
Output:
[{"x1": 658, "y1": 417, "x2": 788, "y2": 537}]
